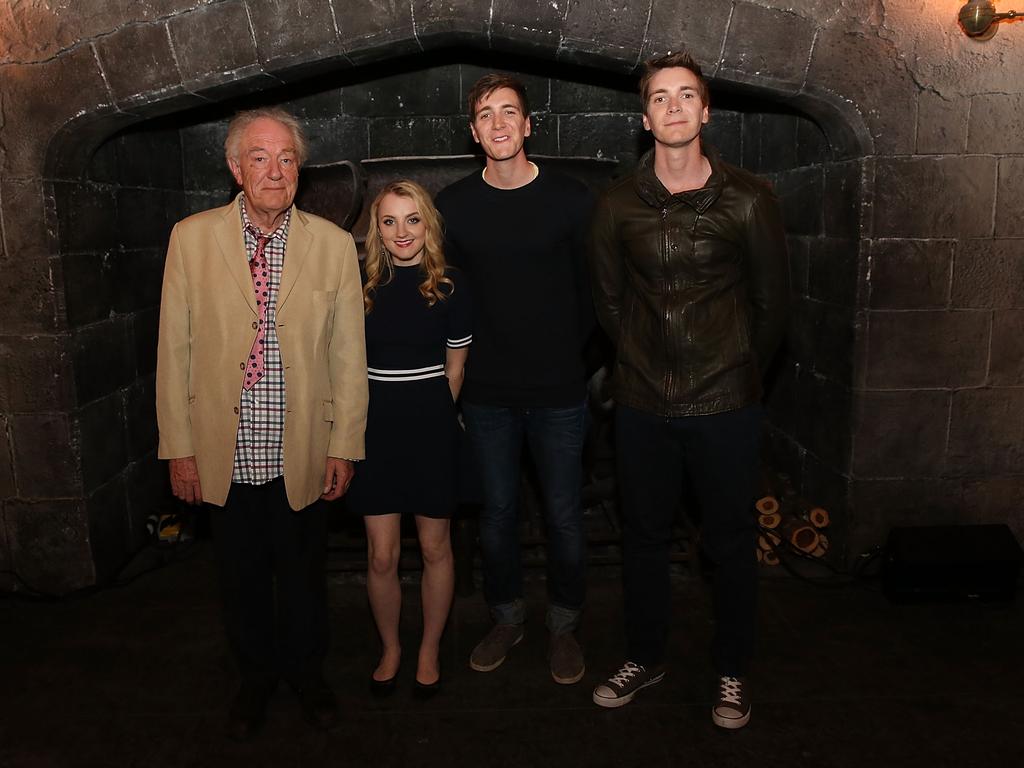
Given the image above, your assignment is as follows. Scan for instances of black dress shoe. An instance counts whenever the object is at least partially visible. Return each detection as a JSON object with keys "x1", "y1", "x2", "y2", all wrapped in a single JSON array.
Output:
[
  {"x1": 297, "y1": 683, "x2": 339, "y2": 731},
  {"x1": 226, "y1": 682, "x2": 272, "y2": 742},
  {"x1": 412, "y1": 675, "x2": 441, "y2": 700},
  {"x1": 370, "y1": 671, "x2": 398, "y2": 698}
]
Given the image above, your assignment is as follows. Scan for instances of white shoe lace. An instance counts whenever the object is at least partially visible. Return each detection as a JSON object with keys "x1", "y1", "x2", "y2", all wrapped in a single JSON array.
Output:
[
  {"x1": 608, "y1": 661, "x2": 643, "y2": 688},
  {"x1": 718, "y1": 676, "x2": 744, "y2": 707}
]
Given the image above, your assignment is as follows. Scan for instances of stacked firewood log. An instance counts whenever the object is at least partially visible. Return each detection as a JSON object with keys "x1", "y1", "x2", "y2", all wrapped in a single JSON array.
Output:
[{"x1": 755, "y1": 472, "x2": 830, "y2": 566}]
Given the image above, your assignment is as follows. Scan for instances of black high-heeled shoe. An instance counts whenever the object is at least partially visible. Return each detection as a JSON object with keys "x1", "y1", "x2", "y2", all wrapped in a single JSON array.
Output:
[
  {"x1": 412, "y1": 674, "x2": 441, "y2": 700},
  {"x1": 369, "y1": 670, "x2": 398, "y2": 698}
]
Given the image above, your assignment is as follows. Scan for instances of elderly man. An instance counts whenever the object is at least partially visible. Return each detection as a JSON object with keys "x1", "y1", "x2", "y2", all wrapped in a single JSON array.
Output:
[{"x1": 156, "y1": 107, "x2": 367, "y2": 740}]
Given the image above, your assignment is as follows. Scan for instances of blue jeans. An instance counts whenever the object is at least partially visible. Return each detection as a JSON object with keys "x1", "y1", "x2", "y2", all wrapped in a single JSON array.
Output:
[{"x1": 462, "y1": 401, "x2": 588, "y2": 635}]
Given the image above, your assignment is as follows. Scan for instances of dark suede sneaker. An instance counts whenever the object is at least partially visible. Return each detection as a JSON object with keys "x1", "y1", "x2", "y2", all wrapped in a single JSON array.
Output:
[
  {"x1": 712, "y1": 676, "x2": 751, "y2": 729},
  {"x1": 469, "y1": 623, "x2": 524, "y2": 672},
  {"x1": 592, "y1": 661, "x2": 665, "y2": 708},
  {"x1": 548, "y1": 632, "x2": 585, "y2": 684}
]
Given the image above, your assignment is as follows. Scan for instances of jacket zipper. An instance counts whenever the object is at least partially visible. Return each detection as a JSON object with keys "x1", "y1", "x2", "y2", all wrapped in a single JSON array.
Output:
[{"x1": 661, "y1": 206, "x2": 672, "y2": 405}]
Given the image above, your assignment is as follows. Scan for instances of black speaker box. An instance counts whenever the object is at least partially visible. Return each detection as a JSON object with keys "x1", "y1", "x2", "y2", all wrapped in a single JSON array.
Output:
[{"x1": 882, "y1": 524, "x2": 1023, "y2": 603}]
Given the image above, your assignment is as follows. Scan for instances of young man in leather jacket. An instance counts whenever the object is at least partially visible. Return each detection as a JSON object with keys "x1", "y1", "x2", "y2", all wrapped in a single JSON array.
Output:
[{"x1": 588, "y1": 52, "x2": 790, "y2": 729}]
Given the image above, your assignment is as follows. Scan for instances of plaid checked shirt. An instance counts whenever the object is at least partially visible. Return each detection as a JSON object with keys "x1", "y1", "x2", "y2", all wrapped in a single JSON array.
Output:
[{"x1": 231, "y1": 196, "x2": 290, "y2": 485}]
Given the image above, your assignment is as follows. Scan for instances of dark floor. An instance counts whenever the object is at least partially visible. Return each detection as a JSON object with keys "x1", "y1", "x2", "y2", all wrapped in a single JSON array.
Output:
[{"x1": 1, "y1": 542, "x2": 1021, "y2": 768}]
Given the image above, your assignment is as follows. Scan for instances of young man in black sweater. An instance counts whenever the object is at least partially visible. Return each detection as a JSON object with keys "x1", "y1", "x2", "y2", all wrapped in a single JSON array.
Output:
[{"x1": 435, "y1": 74, "x2": 593, "y2": 685}]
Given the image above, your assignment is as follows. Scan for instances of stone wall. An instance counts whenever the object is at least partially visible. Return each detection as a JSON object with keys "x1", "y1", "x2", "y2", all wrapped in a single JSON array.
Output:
[{"x1": 1, "y1": 0, "x2": 1022, "y2": 591}]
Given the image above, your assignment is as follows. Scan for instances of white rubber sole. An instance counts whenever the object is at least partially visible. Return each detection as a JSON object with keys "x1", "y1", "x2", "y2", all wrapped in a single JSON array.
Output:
[
  {"x1": 592, "y1": 671, "x2": 665, "y2": 708},
  {"x1": 712, "y1": 706, "x2": 751, "y2": 729}
]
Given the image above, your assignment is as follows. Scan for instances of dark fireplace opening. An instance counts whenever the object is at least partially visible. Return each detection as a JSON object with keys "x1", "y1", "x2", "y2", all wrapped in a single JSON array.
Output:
[{"x1": 53, "y1": 47, "x2": 862, "y2": 584}]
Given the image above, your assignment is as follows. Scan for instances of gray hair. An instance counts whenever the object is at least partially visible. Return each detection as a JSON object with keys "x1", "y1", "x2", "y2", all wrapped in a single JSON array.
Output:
[{"x1": 224, "y1": 107, "x2": 309, "y2": 167}]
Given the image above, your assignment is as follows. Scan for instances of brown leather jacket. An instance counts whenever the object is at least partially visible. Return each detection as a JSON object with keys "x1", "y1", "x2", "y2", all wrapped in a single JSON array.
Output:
[{"x1": 589, "y1": 147, "x2": 790, "y2": 417}]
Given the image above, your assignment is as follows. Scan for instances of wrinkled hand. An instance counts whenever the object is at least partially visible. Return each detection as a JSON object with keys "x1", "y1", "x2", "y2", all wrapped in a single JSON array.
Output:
[
  {"x1": 169, "y1": 456, "x2": 203, "y2": 505},
  {"x1": 321, "y1": 458, "x2": 354, "y2": 501}
]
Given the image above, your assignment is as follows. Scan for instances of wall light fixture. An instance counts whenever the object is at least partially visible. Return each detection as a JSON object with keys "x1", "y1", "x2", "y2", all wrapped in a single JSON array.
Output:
[{"x1": 959, "y1": 1, "x2": 1021, "y2": 39}]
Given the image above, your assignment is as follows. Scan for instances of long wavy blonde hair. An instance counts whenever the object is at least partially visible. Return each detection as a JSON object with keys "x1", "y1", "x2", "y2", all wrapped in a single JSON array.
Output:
[{"x1": 363, "y1": 180, "x2": 453, "y2": 314}]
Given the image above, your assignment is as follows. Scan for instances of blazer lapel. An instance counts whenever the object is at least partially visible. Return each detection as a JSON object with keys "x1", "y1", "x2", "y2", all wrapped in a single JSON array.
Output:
[
  {"x1": 213, "y1": 196, "x2": 257, "y2": 314},
  {"x1": 278, "y1": 207, "x2": 310, "y2": 311}
]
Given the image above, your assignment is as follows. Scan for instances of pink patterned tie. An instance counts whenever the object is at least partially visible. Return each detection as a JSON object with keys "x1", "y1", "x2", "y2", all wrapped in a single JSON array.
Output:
[{"x1": 243, "y1": 230, "x2": 271, "y2": 391}]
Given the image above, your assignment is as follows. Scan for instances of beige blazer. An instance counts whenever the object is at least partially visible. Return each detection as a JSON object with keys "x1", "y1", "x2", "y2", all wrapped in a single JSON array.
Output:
[{"x1": 156, "y1": 195, "x2": 368, "y2": 510}]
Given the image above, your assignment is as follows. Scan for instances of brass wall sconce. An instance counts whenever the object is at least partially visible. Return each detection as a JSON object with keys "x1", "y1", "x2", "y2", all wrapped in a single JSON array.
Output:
[{"x1": 959, "y1": 1, "x2": 1021, "y2": 39}]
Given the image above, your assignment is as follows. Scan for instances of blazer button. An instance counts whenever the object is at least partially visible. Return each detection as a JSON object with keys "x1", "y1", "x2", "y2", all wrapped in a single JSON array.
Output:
[
  {"x1": 252, "y1": 321, "x2": 258, "y2": 329},
  {"x1": 233, "y1": 406, "x2": 239, "y2": 414},
  {"x1": 239, "y1": 362, "x2": 245, "y2": 370}
]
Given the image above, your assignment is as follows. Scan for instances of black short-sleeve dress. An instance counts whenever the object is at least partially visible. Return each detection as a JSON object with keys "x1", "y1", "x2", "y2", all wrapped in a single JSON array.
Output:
[{"x1": 347, "y1": 265, "x2": 472, "y2": 519}]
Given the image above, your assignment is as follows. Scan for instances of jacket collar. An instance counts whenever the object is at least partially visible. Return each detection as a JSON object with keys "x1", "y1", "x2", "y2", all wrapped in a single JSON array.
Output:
[{"x1": 634, "y1": 142, "x2": 725, "y2": 214}]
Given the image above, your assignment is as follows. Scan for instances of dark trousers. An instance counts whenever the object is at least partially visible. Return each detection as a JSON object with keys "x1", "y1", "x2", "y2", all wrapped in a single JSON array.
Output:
[
  {"x1": 209, "y1": 477, "x2": 329, "y2": 691},
  {"x1": 616, "y1": 404, "x2": 761, "y2": 676}
]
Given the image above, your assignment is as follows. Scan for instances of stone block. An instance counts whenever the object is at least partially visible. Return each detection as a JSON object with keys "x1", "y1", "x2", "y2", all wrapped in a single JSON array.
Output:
[
  {"x1": 774, "y1": 166, "x2": 824, "y2": 237},
  {"x1": 87, "y1": 475, "x2": 131, "y2": 583},
  {"x1": 368, "y1": 117, "x2": 456, "y2": 157},
  {"x1": 550, "y1": 78, "x2": 638, "y2": 115},
  {"x1": 0, "y1": 254, "x2": 59, "y2": 335},
  {"x1": 181, "y1": 122, "x2": 233, "y2": 192},
  {"x1": 967, "y1": 94, "x2": 1024, "y2": 154},
  {"x1": 167, "y1": 0, "x2": 261, "y2": 87},
  {"x1": 94, "y1": 21, "x2": 183, "y2": 105},
  {"x1": 344, "y1": 64, "x2": 462, "y2": 117},
  {"x1": 279, "y1": 87, "x2": 344, "y2": 119},
  {"x1": 1, "y1": 180, "x2": 52, "y2": 259},
  {"x1": 184, "y1": 190, "x2": 235, "y2": 217},
  {"x1": 133, "y1": 308, "x2": 161, "y2": 378},
  {"x1": 638, "y1": 0, "x2": 731, "y2": 73},
  {"x1": 703, "y1": 111, "x2": 741, "y2": 167},
  {"x1": 948, "y1": 388, "x2": 1024, "y2": 475},
  {"x1": 787, "y1": 236, "x2": 809, "y2": 297},
  {"x1": 952, "y1": 239, "x2": 1024, "y2": 309},
  {"x1": 0, "y1": 335, "x2": 75, "y2": 413},
  {"x1": 304, "y1": 117, "x2": 369, "y2": 165},
  {"x1": 793, "y1": 366, "x2": 853, "y2": 472},
  {"x1": 764, "y1": 357, "x2": 799, "y2": 436},
  {"x1": 490, "y1": 0, "x2": 564, "y2": 58},
  {"x1": 917, "y1": 91, "x2": 968, "y2": 155},
  {"x1": 413, "y1": 0, "x2": 490, "y2": 44},
  {"x1": 62, "y1": 252, "x2": 115, "y2": 328},
  {"x1": 558, "y1": 114, "x2": 643, "y2": 163},
  {"x1": 763, "y1": 423, "x2": 805, "y2": 485},
  {"x1": 0, "y1": 415, "x2": 15, "y2": 499},
  {"x1": 124, "y1": 376, "x2": 158, "y2": 462},
  {"x1": 988, "y1": 311, "x2": 1024, "y2": 387},
  {"x1": 10, "y1": 413, "x2": 82, "y2": 499},
  {"x1": 741, "y1": 112, "x2": 762, "y2": 172},
  {"x1": 852, "y1": 390, "x2": 949, "y2": 478},
  {"x1": 335, "y1": 0, "x2": 420, "y2": 62},
  {"x1": 807, "y1": 28, "x2": 917, "y2": 155},
  {"x1": 823, "y1": 159, "x2": 862, "y2": 240},
  {"x1": 869, "y1": 239, "x2": 952, "y2": 310},
  {"x1": 88, "y1": 138, "x2": 120, "y2": 185},
  {"x1": 117, "y1": 188, "x2": 175, "y2": 251},
  {"x1": 755, "y1": 113, "x2": 799, "y2": 174},
  {"x1": 70, "y1": 318, "x2": 135, "y2": 406},
  {"x1": 808, "y1": 237, "x2": 859, "y2": 307},
  {"x1": 560, "y1": 0, "x2": 649, "y2": 68},
  {"x1": 721, "y1": 4, "x2": 815, "y2": 92},
  {"x1": 115, "y1": 129, "x2": 184, "y2": 189},
  {"x1": 866, "y1": 310, "x2": 989, "y2": 389},
  {"x1": 52, "y1": 183, "x2": 118, "y2": 254},
  {"x1": 848, "y1": 478, "x2": 963, "y2": 556},
  {"x1": 246, "y1": 0, "x2": 340, "y2": 69},
  {"x1": 6, "y1": 500, "x2": 96, "y2": 594},
  {"x1": 995, "y1": 158, "x2": 1024, "y2": 238},
  {"x1": 796, "y1": 116, "x2": 829, "y2": 167},
  {"x1": 961, "y1": 477, "x2": 1024, "y2": 544},
  {"x1": 112, "y1": 249, "x2": 165, "y2": 316},
  {"x1": 0, "y1": 48, "x2": 112, "y2": 177},
  {"x1": 872, "y1": 156, "x2": 997, "y2": 239},
  {"x1": 76, "y1": 394, "x2": 128, "y2": 494},
  {"x1": 522, "y1": 113, "x2": 559, "y2": 158}
]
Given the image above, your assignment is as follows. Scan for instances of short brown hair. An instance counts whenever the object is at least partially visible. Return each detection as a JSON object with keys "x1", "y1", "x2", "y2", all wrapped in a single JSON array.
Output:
[
  {"x1": 639, "y1": 52, "x2": 709, "y2": 110},
  {"x1": 466, "y1": 73, "x2": 530, "y2": 120}
]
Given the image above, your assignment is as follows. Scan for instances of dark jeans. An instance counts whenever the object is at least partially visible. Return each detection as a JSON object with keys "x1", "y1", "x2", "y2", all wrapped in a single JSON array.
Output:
[
  {"x1": 210, "y1": 477, "x2": 329, "y2": 691},
  {"x1": 616, "y1": 404, "x2": 761, "y2": 676},
  {"x1": 462, "y1": 401, "x2": 587, "y2": 634}
]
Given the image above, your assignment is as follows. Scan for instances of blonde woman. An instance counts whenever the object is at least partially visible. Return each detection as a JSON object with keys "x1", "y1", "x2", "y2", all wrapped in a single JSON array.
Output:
[{"x1": 347, "y1": 180, "x2": 472, "y2": 698}]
